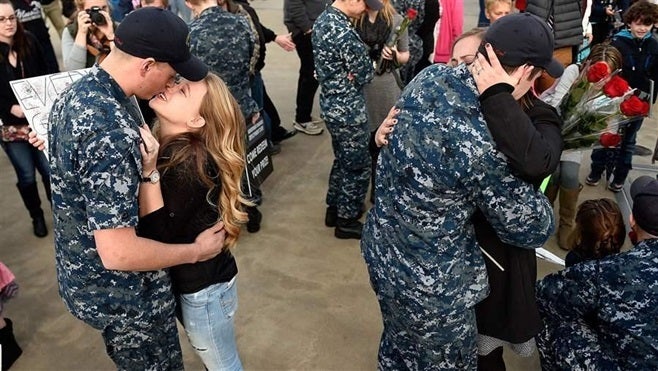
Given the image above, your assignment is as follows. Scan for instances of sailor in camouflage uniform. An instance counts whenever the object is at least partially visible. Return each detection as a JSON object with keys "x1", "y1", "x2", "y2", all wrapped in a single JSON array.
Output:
[
  {"x1": 47, "y1": 9, "x2": 221, "y2": 369},
  {"x1": 312, "y1": 0, "x2": 382, "y2": 239},
  {"x1": 536, "y1": 176, "x2": 658, "y2": 370},
  {"x1": 188, "y1": 0, "x2": 258, "y2": 120},
  {"x1": 360, "y1": 61, "x2": 555, "y2": 369}
]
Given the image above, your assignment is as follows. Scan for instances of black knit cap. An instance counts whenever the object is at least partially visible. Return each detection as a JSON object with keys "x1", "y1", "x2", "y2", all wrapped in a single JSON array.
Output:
[
  {"x1": 113, "y1": 7, "x2": 208, "y2": 81},
  {"x1": 481, "y1": 13, "x2": 564, "y2": 78},
  {"x1": 631, "y1": 176, "x2": 658, "y2": 236}
]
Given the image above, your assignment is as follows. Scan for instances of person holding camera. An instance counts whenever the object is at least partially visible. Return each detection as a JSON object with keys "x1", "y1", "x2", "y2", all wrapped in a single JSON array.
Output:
[{"x1": 61, "y1": 0, "x2": 116, "y2": 71}]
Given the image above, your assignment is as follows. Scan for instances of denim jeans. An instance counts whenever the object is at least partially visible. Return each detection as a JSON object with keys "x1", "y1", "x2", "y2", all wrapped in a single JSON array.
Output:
[
  {"x1": 179, "y1": 277, "x2": 242, "y2": 371},
  {"x1": 590, "y1": 118, "x2": 643, "y2": 184},
  {"x1": 251, "y1": 72, "x2": 272, "y2": 139},
  {"x1": 1, "y1": 141, "x2": 50, "y2": 186}
]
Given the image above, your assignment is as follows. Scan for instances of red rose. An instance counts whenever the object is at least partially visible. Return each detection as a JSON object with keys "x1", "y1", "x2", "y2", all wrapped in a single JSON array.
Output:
[
  {"x1": 620, "y1": 95, "x2": 650, "y2": 117},
  {"x1": 406, "y1": 8, "x2": 418, "y2": 20},
  {"x1": 586, "y1": 62, "x2": 609, "y2": 83},
  {"x1": 602, "y1": 76, "x2": 630, "y2": 97},
  {"x1": 600, "y1": 132, "x2": 622, "y2": 147}
]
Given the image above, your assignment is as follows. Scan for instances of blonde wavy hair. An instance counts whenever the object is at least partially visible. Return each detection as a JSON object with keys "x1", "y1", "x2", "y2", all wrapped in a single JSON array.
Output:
[
  {"x1": 356, "y1": 0, "x2": 397, "y2": 28},
  {"x1": 156, "y1": 73, "x2": 248, "y2": 249}
]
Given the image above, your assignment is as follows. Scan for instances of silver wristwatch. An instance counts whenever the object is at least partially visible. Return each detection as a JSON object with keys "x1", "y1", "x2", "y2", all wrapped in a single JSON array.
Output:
[{"x1": 141, "y1": 169, "x2": 161, "y2": 184}]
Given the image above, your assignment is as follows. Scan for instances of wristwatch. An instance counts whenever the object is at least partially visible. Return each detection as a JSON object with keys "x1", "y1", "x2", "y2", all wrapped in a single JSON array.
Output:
[{"x1": 141, "y1": 169, "x2": 160, "y2": 184}]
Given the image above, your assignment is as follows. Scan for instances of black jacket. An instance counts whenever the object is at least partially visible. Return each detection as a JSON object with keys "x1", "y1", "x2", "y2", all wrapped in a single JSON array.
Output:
[
  {"x1": 527, "y1": 0, "x2": 583, "y2": 48},
  {"x1": 0, "y1": 32, "x2": 48, "y2": 127},
  {"x1": 283, "y1": 0, "x2": 332, "y2": 37},
  {"x1": 611, "y1": 29, "x2": 658, "y2": 102},
  {"x1": 473, "y1": 83, "x2": 563, "y2": 343},
  {"x1": 137, "y1": 141, "x2": 238, "y2": 295}
]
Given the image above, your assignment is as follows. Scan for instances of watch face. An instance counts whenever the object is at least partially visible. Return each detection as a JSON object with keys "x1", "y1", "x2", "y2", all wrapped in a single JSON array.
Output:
[{"x1": 150, "y1": 170, "x2": 160, "y2": 183}]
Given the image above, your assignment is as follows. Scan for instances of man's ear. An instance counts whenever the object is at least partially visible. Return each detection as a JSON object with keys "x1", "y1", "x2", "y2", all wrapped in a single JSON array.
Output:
[{"x1": 140, "y1": 58, "x2": 157, "y2": 76}]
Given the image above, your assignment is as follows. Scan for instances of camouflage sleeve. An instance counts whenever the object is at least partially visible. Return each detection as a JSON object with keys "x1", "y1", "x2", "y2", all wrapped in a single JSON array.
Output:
[
  {"x1": 339, "y1": 31, "x2": 373, "y2": 89},
  {"x1": 470, "y1": 150, "x2": 555, "y2": 249},
  {"x1": 536, "y1": 262, "x2": 600, "y2": 319},
  {"x1": 79, "y1": 127, "x2": 141, "y2": 231}
]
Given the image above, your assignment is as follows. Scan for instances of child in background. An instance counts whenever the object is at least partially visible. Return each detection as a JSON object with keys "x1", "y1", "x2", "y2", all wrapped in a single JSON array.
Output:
[
  {"x1": 541, "y1": 43, "x2": 622, "y2": 250},
  {"x1": 0, "y1": 262, "x2": 21, "y2": 370},
  {"x1": 586, "y1": 0, "x2": 658, "y2": 192},
  {"x1": 484, "y1": 0, "x2": 512, "y2": 23},
  {"x1": 565, "y1": 198, "x2": 625, "y2": 266}
]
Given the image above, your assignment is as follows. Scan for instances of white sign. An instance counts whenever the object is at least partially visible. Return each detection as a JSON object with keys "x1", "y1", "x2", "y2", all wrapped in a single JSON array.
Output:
[{"x1": 9, "y1": 69, "x2": 91, "y2": 156}]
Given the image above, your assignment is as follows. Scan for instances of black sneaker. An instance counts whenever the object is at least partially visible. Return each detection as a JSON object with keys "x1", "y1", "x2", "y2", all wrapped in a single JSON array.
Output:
[
  {"x1": 272, "y1": 128, "x2": 297, "y2": 143},
  {"x1": 608, "y1": 182, "x2": 624, "y2": 193},
  {"x1": 585, "y1": 174, "x2": 601, "y2": 186}
]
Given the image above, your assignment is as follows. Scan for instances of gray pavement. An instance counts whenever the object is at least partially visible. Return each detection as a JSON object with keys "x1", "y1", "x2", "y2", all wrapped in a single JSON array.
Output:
[{"x1": 1, "y1": 0, "x2": 657, "y2": 369}]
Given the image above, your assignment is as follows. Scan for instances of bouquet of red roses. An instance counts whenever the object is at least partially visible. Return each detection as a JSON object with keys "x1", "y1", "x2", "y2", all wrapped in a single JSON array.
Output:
[
  {"x1": 375, "y1": 8, "x2": 417, "y2": 75},
  {"x1": 559, "y1": 61, "x2": 650, "y2": 151}
]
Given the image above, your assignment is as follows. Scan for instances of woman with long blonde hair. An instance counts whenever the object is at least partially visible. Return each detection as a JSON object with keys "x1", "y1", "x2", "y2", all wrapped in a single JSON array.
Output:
[
  {"x1": 138, "y1": 72, "x2": 248, "y2": 370},
  {"x1": 355, "y1": 0, "x2": 410, "y2": 203}
]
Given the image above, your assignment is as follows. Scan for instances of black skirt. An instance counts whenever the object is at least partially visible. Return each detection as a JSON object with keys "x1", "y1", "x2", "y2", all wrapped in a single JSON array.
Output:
[{"x1": 472, "y1": 210, "x2": 542, "y2": 344}]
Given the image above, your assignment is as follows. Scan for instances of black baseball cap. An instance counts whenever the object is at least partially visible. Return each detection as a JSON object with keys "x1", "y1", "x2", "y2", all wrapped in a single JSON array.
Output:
[
  {"x1": 481, "y1": 13, "x2": 564, "y2": 78},
  {"x1": 365, "y1": 0, "x2": 383, "y2": 10},
  {"x1": 114, "y1": 7, "x2": 208, "y2": 81},
  {"x1": 631, "y1": 176, "x2": 658, "y2": 236}
]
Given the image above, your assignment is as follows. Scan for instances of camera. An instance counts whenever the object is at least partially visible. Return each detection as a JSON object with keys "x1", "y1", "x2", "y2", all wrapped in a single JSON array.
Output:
[{"x1": 85, "y1": 6, "x2": 106, "y2": 26}]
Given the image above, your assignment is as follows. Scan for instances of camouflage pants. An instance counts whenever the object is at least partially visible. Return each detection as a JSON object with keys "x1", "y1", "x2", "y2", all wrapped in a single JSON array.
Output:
[
  {"x1": 537, "y1": 318, "x2": 617, "y2": 370},
  {"x1": 376, "y1": 297, "x2": 479, "y2": 370},
  {"x1": 101, "y1": 311, "x2": 183, "y2": 371},
  {"x1": 325, "y1": 118, "x2": 371, "y2": 220}
]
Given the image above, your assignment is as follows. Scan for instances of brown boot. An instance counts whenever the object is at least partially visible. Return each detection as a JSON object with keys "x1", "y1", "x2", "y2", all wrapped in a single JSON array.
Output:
[{"x1": 557, "y1": 184, "x2": 582, "y2": 250}]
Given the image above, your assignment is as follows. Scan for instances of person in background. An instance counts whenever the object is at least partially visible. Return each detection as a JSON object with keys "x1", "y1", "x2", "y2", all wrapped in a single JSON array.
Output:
[
  {"x1": 0, "y1": 0, "x2": 50, "y2": 238},
  {"x1": 484, "y1": 0, "x2": 511, "y2": 23},
  {"x1": 412, "y1": 0, "x2": 439, "y2": 74},
  {"x1": 47, "y1": 8, "x2": 225, "y2": 368},
  {"x1": 313, "y1": 0, "x2": 381, "y2": 239},
  {"x1": 586, "y1": 0, "x2": 658, "y2": 192},
  {"x1": 228, "y1": 0, "x2": 297, "y2": 153},
  {"x1": 361, "y1": 13, "x2": 556, "y2": 369},
  {"x1": 564, "y1": 198, "x2": 625, "y2": 267},
  {"x1": 138, "y1": 73, "x2": 248, "y2": 371},
  {"x1": 536, "y1": 176, "x2": 658, "y2": 369},
  {"x1": 11, "y1": 0, "x2": 59, "y2": 72},
  {"x1": 478, "y1": 0, "x2": 490, "y2": 27},
  {"x1": 135, "y1": 0, "x2": 168, "y2": 9},
  {"x1": 186, "y1": 0, "x2": 264, "y2": 233},
  {"x1": 170, "y1": 0, "x2": 191, "y2": 21},
  {"x1": 107, "y1": 0, "x2": 132, "y2": 21},
  {"x1": 61, "y1": 0, "x2": 116, "y2": 71},
  {"x1": 541, "y1": 43, "x2": 622, "y2": 249},
  {"x1": 0, "y1": 261, "x2": 21, "y2": 370},
  {"x1": 391, "y1": 0, "x2": 423, "y2": 85},
  {"x1": 589, "y1": 0, "x2": 630, "y2": 46},
  {"x1": 283, "y1": 0, "x2": 332, "y2": 135},
  {"x1": 432, "y1": 0, "x2": 462, "y2": 64},
  {"x1": 526, "y1": 0, "x2": 584, "y2": 92},
  {"x1": 355, "y1": 0, "x2": 409, "y2": 202},
  {"x1": 39, "y1": 0, "x2": 65, "y2": 38}
]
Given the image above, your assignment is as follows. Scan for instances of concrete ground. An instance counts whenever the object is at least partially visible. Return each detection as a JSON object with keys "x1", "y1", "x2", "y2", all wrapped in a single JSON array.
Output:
[{"x1": 1, "y1": 0, "x2": 657, "y2": 369}]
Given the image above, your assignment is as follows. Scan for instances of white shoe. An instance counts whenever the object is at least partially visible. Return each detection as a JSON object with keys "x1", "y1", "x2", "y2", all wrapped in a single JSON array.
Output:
[{"x1": 293, "y1": 120, "x2": 324, "y2": 135}]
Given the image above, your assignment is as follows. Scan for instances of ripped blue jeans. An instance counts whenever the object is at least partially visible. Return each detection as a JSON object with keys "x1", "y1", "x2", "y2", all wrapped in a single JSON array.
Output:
[{"x1": 179, "y1": 277, "x2": 242, "y2": 371}]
